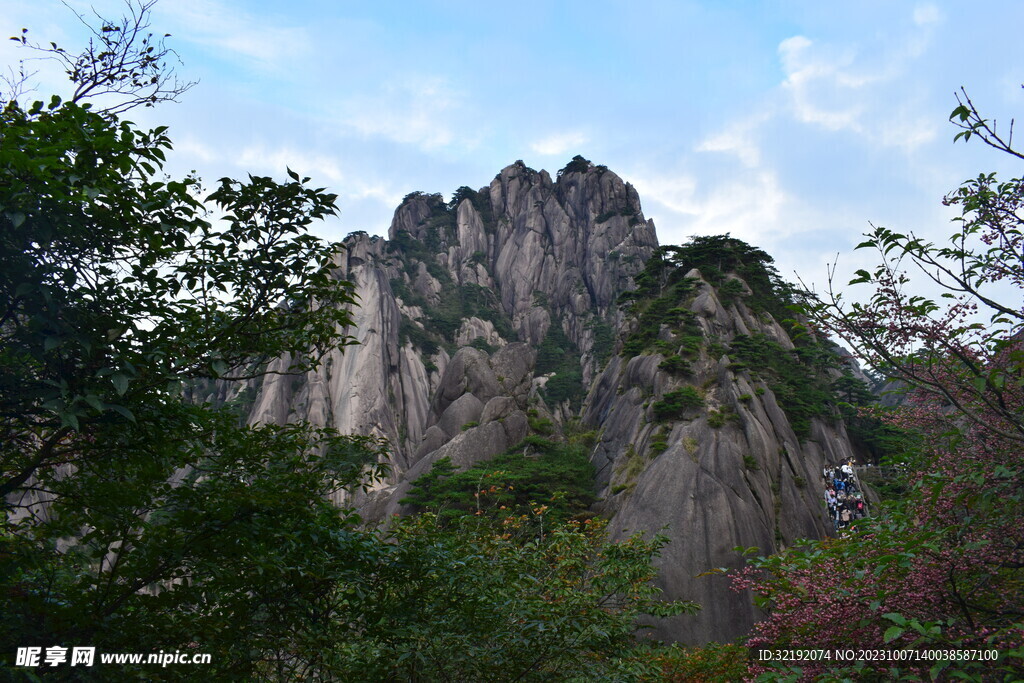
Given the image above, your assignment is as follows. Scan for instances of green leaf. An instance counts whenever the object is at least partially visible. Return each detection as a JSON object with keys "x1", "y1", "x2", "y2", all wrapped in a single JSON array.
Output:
[
  {"x1": 882, "y1": 612, "x2": 907, "y2": 626},
  {"x1": 883, "y1": 625, "x2": 904, "y2": 643},
  {"x1": 112, "y1": 373, "x2": 130, "y2": 396},
  {"x1": 107, "y1": 404, "x2": 136, "y2": 422}
]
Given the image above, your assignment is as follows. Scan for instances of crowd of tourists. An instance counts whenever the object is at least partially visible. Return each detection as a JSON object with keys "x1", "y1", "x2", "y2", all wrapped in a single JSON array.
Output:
[{"x1": 823, "y1": 461, "x2": 867, "y2": 532}]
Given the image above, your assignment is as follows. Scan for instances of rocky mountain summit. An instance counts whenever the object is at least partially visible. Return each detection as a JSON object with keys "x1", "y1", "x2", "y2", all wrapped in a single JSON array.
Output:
[{"x1": 233, "y1": 157, "x2": 870, "y2": 644}]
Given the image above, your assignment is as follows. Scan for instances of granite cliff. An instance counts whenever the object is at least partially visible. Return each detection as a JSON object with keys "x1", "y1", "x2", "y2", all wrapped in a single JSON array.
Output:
[{"x1": 227, "y1": 157, "x2": 867, "y2": 644}]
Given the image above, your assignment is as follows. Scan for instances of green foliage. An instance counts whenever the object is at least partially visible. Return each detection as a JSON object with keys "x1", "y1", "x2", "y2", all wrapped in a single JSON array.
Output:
[
  {"x1": 527, "y1": 412, "x2": 555, "y2": 434},
  {"x1": 536, "y1": 320, "x2": 585, "y2": 407},
  {"x1": 743, "y1": 454, "x2": 760, "y2": 471},
  {"x1": 832, "y1": 371, "x2": 908, "y2": 465},
  {"x1": 735, "y1": 92, "x2": 1024, "y2": 681},
  {"x1": 3, "y1": 404, "x2": 389, "y2": 678},
  {"x1": 557, "y1": 154, "x2": 592, "y2": 177},
  {"x1": 717, "y1": 277, "x2": 747, "y2": 305},
  {"x1": 652, "y1": 386, "x2": 704, "y2": 421},
  {"x1": 425, "y1": 258, "x2": 449, "y2": 283},
  {"x1": 389, "y1": 275, "x2": 428, "y2": 307},
  {"x1": 650, "y1": 426, "x2": 671, "y2": 455},
  {"x1": 468, "y1": 337, "x2": 496, "y2": 354},
  {"x1": 619, "y1": 237, "x2": 803, "y2": 369},
  {"x1": 0, "y1": 94, "x2": 359, "y2": 479},
  {"x1": 448, "y1": 185, "x2": 477, "y2": 209},
  {"x1": 653, "y1": 642, "x2": 750, "y2": 682},
  {"x1": 589, "y1": 317, "x2": 616, "y2": 368},
  {"x1": 595, "y1": 205, "x2": 636, "y2": 223},
  {"x1": 621, "y1": 277, "x2": 702, "y2": 357},
  {"x1": 401, "y1": 437, "x2": 597, "y2": 528},
  {"x1": 447, "y1": 184, "x2": 497, "y2": 233},
  {"x1": 613, "y1": 444, "x2": 647, "y2": 493},
  {"x1": 0, "y1": 13, "x2": 701, "y2": 678},
  {"x1": 664, "y1": 234, "x2": 794, "y2": 319},
  {"x1": 387, "y1": 230, "x2": 434, "y2": 280},
  {"x1": 347, "y1": 513, "x2": 697, "y2": 681},
  {"x1": 0, "y1": 78, "x2": 396, "y2": 677},
  {"x1": 398, "y1": 318, "x2": 439, "y2": 356},
  {"x1": 398, "y1": 281, "x2": 514, "y2": 354},
  {"x1": 7, "y1": 1, "x2": 197, "y2": 116},
  {"x1": 728, "y1": 333, "x2": 834, "y2": 437},
  {"x1": 707, "y1": 407, "x2": 737, "y2": 428},
  {"x1": 659, "y1": 354, "x2": 691, "y2": 375}
]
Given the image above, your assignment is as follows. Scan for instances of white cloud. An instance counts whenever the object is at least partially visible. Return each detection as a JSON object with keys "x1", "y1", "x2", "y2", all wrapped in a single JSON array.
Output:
[
  {"x1": 336, "y1": 77, "x2": 468, "y2": 151},
  {"x1": 234, "y1": 143, "x2": 402, "y2": 207},
  {"x1": 626, "y1": 171, "x2": 698, "y2": 217},
  {"x1": 155, "y1": 0, "x2": 310, "y2": 70},
  {"x1": 775, "y1": 20, "x2": 939, "y2": 151},
  {"x1": 628, "y1": 168, "x2": 790, "y2": 246},
  {"x1": 529, "y1": 131, "x2": 589, "y2": 156},
  {"x1": 913, "y1": 4, "x2": 942, "y2": 26},
  {"x1": 778, "y1": 35, "x2": 868, "y2": 133},
  {"x1": 625, "y1": 165, "x2": 871, "y2": 295},
  {"x1": 175, "y1": 136, "x2": 217, "y2": 164},
  {"x1": 696, "y1": 113, "x2": 769, "y2": 167}
]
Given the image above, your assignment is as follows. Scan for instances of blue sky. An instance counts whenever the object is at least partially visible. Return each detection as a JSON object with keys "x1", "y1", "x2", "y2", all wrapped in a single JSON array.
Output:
[{"x1": 4, "y1": 0, "x2": 1024, "y2": 292}]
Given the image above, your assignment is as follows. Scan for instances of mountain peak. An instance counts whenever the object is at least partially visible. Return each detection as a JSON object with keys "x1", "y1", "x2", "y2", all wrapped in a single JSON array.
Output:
[{"x1": 238, "y1": 160, "x2": 867, "y2": 647}]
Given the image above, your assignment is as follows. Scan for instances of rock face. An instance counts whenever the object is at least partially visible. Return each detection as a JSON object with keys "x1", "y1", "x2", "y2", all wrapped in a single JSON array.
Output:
[
  {"x1": 245, "y1": 157, "x2": 656, "y2": 491},
  {"x1": 584, "y1": 268, "x2": 858, "y2": 643},
  {"x1": 236, "y1": 157, "x2": 870, "y2": 645}
]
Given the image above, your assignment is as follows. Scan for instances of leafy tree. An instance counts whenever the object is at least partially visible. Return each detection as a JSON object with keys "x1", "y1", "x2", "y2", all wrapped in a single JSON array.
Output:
[
  {"x1": 0, "y1": 92, "x2": 357, "y2": 500},
  {"x1": 401, "y1": 435, "x2": 597, "y2": 529},
  {"x1": 736, "y1": 91, "x2": 1024, "y2": 680},
  {"x1": 651, "y1": 387, "x2": 704, "y2": 422},
  {"x1": 558, "y1": 154, "x2": 592, "y2": 177},
  {"x1": 0, "y1": 5, "x2": 382, "y2": 675},
  {"x1": 335, "y1": 513, "x2": 697, "y2": 681}
]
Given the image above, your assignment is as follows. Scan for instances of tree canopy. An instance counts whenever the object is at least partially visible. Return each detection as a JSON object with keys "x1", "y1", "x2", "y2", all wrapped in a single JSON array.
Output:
[{"x1": 735, "y1": 91, "x2": 1024, "y2": 681}]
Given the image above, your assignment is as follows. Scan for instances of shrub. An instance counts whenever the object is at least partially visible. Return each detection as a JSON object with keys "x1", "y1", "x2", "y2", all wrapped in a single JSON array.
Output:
[
  {"x1": 717, "y1": 277, "x2": 747, "y2": 304},
  {"x1": 401, "y1": 437, "x2": 596, "y2": 528},
  {"x1": 652, "y1": 387, "x2": 704, "y2": 421},
  {"x1": 528, "y1": 414, "x2": 555, "y2": 434},
  {"x1": 613, "y1": 445, "x2": 646, "y2": 493},
  {"x1": 708, "y1": 408, "x2": 737, "y2": 429},
  {"x1": 536, "y1": 320, "x2": 586, "y2": 408},
  {"x1": 469, "y1": 337, "x2": 496, "y2": 354},
  {"x1": 659, "y1": 354, "x2": 690, "y2": 375},
  {"x1": 654, "y1": 642, "x2": 750, "y2": 682},
  {"x1": 558, "y1": 154, "x2": 592, "y2": 177},
  {"x1": 649, "y1": 426, "x2": 671, "y2": 455}
]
